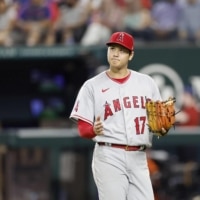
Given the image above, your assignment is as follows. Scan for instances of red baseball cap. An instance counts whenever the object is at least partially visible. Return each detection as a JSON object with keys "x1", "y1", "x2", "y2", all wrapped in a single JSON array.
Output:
[{"x1": 106, "y1": 32, "x2": 134, "y2": 51}]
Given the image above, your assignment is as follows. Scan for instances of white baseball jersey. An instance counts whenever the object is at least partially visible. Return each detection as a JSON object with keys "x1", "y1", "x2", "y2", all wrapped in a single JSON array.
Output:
[{"x1": 70, "y1": 70, "x2": 162, "y2": 147}]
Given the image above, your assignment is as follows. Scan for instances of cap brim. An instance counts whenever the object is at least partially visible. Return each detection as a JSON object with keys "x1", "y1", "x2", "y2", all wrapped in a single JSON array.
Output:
[{"x1": 106, "y1": 42, "x2": 133, "y2": 51}]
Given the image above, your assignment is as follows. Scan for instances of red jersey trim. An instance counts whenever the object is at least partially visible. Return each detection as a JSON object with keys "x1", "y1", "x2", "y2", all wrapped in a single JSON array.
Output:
[
  {"x1": 70, "y1": 114, "x2": 93, "y2": 125},
  {"x1": 106, "y1": 71, "x2": 131, "y2": 84}
]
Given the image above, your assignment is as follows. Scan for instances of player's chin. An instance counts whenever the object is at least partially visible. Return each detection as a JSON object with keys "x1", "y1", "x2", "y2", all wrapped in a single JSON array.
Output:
[
  {"x1": 110, "y1": 59, "x2": 120, "y2": 65},
  {"x1": 110, "y1": 62, "x2": 122, "y2": 69}
]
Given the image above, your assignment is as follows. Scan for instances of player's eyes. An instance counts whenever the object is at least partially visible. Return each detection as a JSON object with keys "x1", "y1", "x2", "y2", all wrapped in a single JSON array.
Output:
[{"x1": 110, "y1": 47, "x2": 126, "y2": 53}]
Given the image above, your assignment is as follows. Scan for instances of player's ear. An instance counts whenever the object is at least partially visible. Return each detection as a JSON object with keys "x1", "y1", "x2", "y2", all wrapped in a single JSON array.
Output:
[{"x1": 129, "y1": 51, "x2": 134, "y2": 61}]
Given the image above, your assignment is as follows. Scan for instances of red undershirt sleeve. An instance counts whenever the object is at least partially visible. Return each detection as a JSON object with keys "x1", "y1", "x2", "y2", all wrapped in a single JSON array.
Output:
[{"x1": 78, "y1": 119, "x2": 96, "y2": 139}]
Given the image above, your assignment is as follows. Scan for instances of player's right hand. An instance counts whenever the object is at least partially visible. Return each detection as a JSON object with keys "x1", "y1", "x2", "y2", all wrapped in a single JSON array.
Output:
[{"x1": 93, "y1": 116, "x2": 104, "y2": 135}]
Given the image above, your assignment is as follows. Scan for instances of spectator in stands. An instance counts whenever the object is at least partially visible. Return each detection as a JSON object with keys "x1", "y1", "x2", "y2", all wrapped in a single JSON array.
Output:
[
  {"x1": 46, "y1": 0, "x2": 60, "y2": 45},
  {"x1": 103, "y1": 0, "x2": 125, "y2": 32},
  {"x1": 177, "y1": 0, "x2": 200, "y2": 5},
  {"x1": 178, "y1": 0, "x2": 200, "y2": 45},
  {"x1": 54, "y1": 0, "x2": 91, "y2": 45},
  {"x1": 15, "y1": 0, "x2": 55, "y2": 46},
  {"x1": 176, "y1": 85, "x2": 200, "y2": 126},
  {"x1": 141, "y1": 0, "x2": 152, "y2": 9},
  {"x1": 101, "y1": 0, "x2": 126, "y2": 33},
  {"x1": 151, "y1": 0, "x2": 181, "y2": 40},
  {"x1": 81, "y1": 0, "x2": 150, "y2": 46},
  {"x1": 122, "y1": 0, "x2": 154, "y2": 41},
  {"x1": 0, "y1": 0, "x2": 17, "y2": 46},
  {"x1": 80, "y1": 0, "x2": 112, "y2": 46}
]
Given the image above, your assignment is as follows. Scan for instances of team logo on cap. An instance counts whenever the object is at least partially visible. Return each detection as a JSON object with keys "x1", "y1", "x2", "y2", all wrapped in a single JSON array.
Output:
[{"x1": 116, "y1": 33, "x2": 124, "y2": 42}]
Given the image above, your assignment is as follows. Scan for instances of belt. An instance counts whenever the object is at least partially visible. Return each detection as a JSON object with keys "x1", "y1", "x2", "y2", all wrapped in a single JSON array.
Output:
[{"x1": 97, "y1": 142, "x2": 146, "y2": 151}]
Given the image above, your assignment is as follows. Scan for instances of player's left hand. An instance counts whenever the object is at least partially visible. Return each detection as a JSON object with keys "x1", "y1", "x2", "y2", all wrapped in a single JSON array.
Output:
[
  {"x1": 93, "y1": 116, "x2": 104, "y2": 135},
  {"x1": 145, "y1": 97, "x2": 176, "y2": 137}
]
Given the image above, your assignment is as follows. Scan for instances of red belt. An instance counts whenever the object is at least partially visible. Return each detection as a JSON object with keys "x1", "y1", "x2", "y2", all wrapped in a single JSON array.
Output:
[{"x1": 97, "y1": 142, "x2": 146, "y2": 151}]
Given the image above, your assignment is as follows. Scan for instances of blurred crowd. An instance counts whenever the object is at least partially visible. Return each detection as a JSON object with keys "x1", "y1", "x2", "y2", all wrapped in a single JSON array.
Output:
[
  {"x1": 176, "y1": 85, "x2": 200, "y2": 127},
  {"x1": 1, "y1": 0, "x2": 200, "y2": 47}
]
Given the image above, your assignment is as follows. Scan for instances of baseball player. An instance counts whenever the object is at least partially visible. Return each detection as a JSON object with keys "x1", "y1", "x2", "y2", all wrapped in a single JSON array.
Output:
[{"x1": 70, "y1": 31, "x2": 162, "y2": 200}]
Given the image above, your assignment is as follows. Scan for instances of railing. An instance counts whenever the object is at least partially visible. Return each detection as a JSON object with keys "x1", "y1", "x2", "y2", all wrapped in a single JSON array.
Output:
[{"x1": 0, "y1": 127, "x2": 200, "y2": 147}]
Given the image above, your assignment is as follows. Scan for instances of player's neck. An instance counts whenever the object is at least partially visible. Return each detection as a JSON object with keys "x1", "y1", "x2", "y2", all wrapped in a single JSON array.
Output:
[{"x1": 107, "y1": 68, "x2": 130, "y2": 79}]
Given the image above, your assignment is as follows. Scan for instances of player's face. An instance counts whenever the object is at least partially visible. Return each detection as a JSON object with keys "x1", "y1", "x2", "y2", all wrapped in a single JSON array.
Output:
[{"x1": 107, "y1": 45, "x2": 133, "y2": 70}]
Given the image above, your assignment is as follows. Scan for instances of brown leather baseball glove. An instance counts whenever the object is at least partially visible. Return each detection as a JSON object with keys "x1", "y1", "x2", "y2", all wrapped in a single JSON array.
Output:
[{"x1": 146, "y1": 97, "x2": 176, "y2": 137}]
